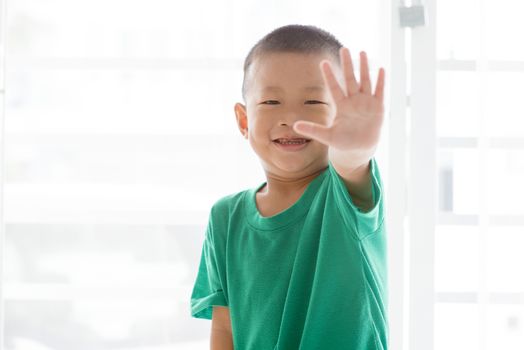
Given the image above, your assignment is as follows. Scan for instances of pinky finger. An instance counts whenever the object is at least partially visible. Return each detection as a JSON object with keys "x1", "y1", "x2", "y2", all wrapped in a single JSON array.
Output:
[{"x1": 374, "y1": 68, "x2": 385, "y2": 101}]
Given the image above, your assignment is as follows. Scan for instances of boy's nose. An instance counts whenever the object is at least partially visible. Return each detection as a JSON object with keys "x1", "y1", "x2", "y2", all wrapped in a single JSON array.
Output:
[{"x1": 277, "y1": 112, "x2": 302, "y2": 126}]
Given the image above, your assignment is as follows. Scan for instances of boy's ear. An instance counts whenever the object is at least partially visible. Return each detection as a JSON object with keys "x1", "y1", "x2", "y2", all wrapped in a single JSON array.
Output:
[{"x1": 234, "y1": 102, "x2": 248, "y2": 139}]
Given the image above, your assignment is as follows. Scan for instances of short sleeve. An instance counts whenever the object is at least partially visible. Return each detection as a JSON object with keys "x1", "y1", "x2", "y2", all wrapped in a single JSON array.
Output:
[
  {"x1": 328, "y1": 157, "x2": 385, "y2": 240},
  {"x1": 190, "y1": 213, "x2": 228, "y2": 320}
]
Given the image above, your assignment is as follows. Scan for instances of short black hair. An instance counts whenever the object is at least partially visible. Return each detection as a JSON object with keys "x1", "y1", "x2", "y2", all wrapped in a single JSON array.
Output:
[{"x1": 241, "y1": 24, "x2": 343, "y2": 102}]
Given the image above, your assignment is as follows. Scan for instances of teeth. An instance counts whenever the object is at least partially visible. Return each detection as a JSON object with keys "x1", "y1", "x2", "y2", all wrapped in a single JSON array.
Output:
[{"x1": 277, "y1": 139, "x2": 307, "y2": 145}]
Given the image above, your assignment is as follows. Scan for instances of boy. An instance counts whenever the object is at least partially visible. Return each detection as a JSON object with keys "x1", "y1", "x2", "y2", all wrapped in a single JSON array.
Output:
[{"x1": 190, "y1": 24, "x2": 387, "y2": 350}]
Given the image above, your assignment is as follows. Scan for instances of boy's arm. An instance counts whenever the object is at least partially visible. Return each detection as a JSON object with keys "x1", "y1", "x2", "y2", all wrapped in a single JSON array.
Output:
[
  {"x1": 211, "y1": 306, "x2": 233, "y2": 350},
  {"x1": 329, "y1": 158, "x2": 374, "y2": 213}
]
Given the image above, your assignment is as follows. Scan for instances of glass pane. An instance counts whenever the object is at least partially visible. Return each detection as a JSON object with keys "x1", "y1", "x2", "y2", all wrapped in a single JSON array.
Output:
[
  {"x1": 4, "y1": 300, "x2": 209, "y2": 350},
  {"x1": 434, "y1": 303, "x2": 480, "y2": 350},
  {"x1": 435, "y1": 226, "x2": 480, "y2": 292},
  {"x1": 483, "y1": 72, "x2": 524, "y2": 138},
  {"x1": 436, "y1": 0, "x2": 481, "y2": 60},
  {"x1": 485, "y1": 0, "x2": 524, "y2": 60},
  {"x1": 8, "y1": 0, "x2": 383, "y2": 62},
  {"x1": 4, "y1": 133, "x2": 243, "y2": 217},
  {"x1": 486, "y1": 227, "x2": 524, "y2": 293},
  {"x1": 437, "y1": 149, "x2": 480, "y2": 215},
  {"x1": 3, "y1": 138, "x2": 241, "y2": 224},
  {"x1": 436, "y1": 72, "x2": 480, "y2": 137},
  {"x1": 6, "y1": 69, "x2": 242, "y2": 135},
  {"x1": 4, "y1": 223, "x2": 203, "y2": 286},
  {"x1": 7, "y1": 0, "x2": 244, "y2": 59},
  {"x1": 4, "y1": 223, "x2": 214, "y2": 348},
  {"x1": 486, "y1": 150, "x2": 524, "y2": 215},
  {"x1": 486, "y1": 304, "x2": 524, "y2": 350}
]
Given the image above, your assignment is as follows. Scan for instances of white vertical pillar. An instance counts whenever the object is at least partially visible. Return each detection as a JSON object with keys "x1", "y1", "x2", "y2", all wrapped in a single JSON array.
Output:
[
  {"x1": 0, "y1": 0, "x2": 6, "y2": 348},
  {"x1": 388, "y1": 1, "x2": 408, "y2": 349},
  {"x1": 409, "y1": 0, "x2": 437, "y2": 349},
  {"x1": 477, "y1": 0, "x2": 488, "y2": 348}
]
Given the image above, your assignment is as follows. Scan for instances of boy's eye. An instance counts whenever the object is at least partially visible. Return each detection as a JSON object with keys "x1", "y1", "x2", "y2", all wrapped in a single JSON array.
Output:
[
  {"x1": 261, "y1": 100, "x2": 280, "y2": 105},
  {"x1": 261, "y1": 100, "x2": 325, "y2": 105}
]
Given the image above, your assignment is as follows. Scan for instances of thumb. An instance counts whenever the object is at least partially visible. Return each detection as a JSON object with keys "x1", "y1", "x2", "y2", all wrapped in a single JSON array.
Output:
[{"x1": 293, "y1": 121, "x2": 331, "y2": 146}]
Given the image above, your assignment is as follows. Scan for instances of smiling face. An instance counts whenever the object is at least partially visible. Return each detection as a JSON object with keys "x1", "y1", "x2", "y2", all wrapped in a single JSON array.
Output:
[{"x1": 234, "y1": 52, "x2": 343, "y2": 178}]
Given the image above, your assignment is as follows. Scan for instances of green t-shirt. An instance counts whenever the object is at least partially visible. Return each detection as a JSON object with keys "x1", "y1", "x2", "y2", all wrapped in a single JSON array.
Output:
[{"x1": 190, "y1": 158, "x2": 388, "y2": 350}]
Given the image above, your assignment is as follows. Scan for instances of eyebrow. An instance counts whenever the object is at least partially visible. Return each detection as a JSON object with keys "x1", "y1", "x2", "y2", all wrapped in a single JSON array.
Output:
[{"x1": 262, "y1": 86, "x2": 325, "y2": 91}]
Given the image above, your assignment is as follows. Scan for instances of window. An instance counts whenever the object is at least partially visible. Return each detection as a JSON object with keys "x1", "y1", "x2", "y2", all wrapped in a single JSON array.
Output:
[{"x1": 396, "y1": 0, "x2": 524, "y2": 349}]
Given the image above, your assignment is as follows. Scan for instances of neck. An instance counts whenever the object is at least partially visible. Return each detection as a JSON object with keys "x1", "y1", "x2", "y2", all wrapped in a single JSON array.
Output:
[{"x1": 259, "y1": 165, "x2": 327, "y2": 196}]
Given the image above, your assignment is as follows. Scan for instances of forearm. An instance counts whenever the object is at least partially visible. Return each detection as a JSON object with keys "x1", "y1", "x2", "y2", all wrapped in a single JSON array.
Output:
[
  {"x1": 211, "y1": 329, "x2": 234, "y2": 350},
  {"x1": 329, "y1": 149, "x2": 375, "y2": 212},
  {"x1": 341, "y1": 161, "x2": 373, "y2": 212}
]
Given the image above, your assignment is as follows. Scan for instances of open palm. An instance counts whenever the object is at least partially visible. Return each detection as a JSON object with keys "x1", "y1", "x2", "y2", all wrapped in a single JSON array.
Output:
[{"x1": 293, "y1": 47, "x2": 385, "y2": 154}]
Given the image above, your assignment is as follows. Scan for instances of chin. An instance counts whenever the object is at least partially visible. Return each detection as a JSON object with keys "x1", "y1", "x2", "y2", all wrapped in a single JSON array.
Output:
[{"x1": 272, "y1": 158, "x2": 316, "y2": 174}]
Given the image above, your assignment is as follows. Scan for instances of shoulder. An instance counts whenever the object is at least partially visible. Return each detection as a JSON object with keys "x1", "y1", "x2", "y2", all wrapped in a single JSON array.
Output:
[
  {"x1": 204, "y1": 188, "x2": 252, "y2": 242},
  {"x1": 209, "y1": 187, "x2": 252, "y2": 219}
]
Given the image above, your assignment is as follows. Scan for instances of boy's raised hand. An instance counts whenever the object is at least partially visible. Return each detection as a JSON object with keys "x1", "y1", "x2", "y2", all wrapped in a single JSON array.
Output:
[{"x1": 293, "y1": 47, "x2": 385, "y2": 168}]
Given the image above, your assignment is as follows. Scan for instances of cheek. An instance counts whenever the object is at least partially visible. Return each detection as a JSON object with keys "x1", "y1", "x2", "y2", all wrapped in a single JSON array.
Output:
[
  {"x1": 247, "y1": 118, "x2": 271, "y2": 140},
  {"x1": 303, "y1": 107, "x2": 333, "y2": 122},
  {"x1": 249, "y1": 114, "x2": 271, "y2": 129}
]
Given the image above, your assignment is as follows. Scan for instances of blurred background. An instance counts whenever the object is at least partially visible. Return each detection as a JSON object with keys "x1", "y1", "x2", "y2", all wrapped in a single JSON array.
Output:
[{"x1": 0, "y1": 0, "x2": 523, "y2": 349}]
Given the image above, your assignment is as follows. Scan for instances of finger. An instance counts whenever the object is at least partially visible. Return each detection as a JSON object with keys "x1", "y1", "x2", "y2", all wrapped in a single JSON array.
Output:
[
  {"x1": 320, "y1": 60, "x2": 345, "y2": 103},
  {"x1": 341, "y1": 47, "x2": 359, "y2": 96},
  {"x1": 374, "y1": 67, "x2": 385, "y2": 101},
  {"x1": 359, "y1": 51, "x2": 372, "y2": 94},
  {"x1": 293, "y1": 121, "x2": 332, "y2": 146}
]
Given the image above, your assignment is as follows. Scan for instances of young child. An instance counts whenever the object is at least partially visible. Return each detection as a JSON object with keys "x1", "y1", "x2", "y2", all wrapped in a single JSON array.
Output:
[{"x1": 190, "y1": 24, "x2": 387, "y2": 350}]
